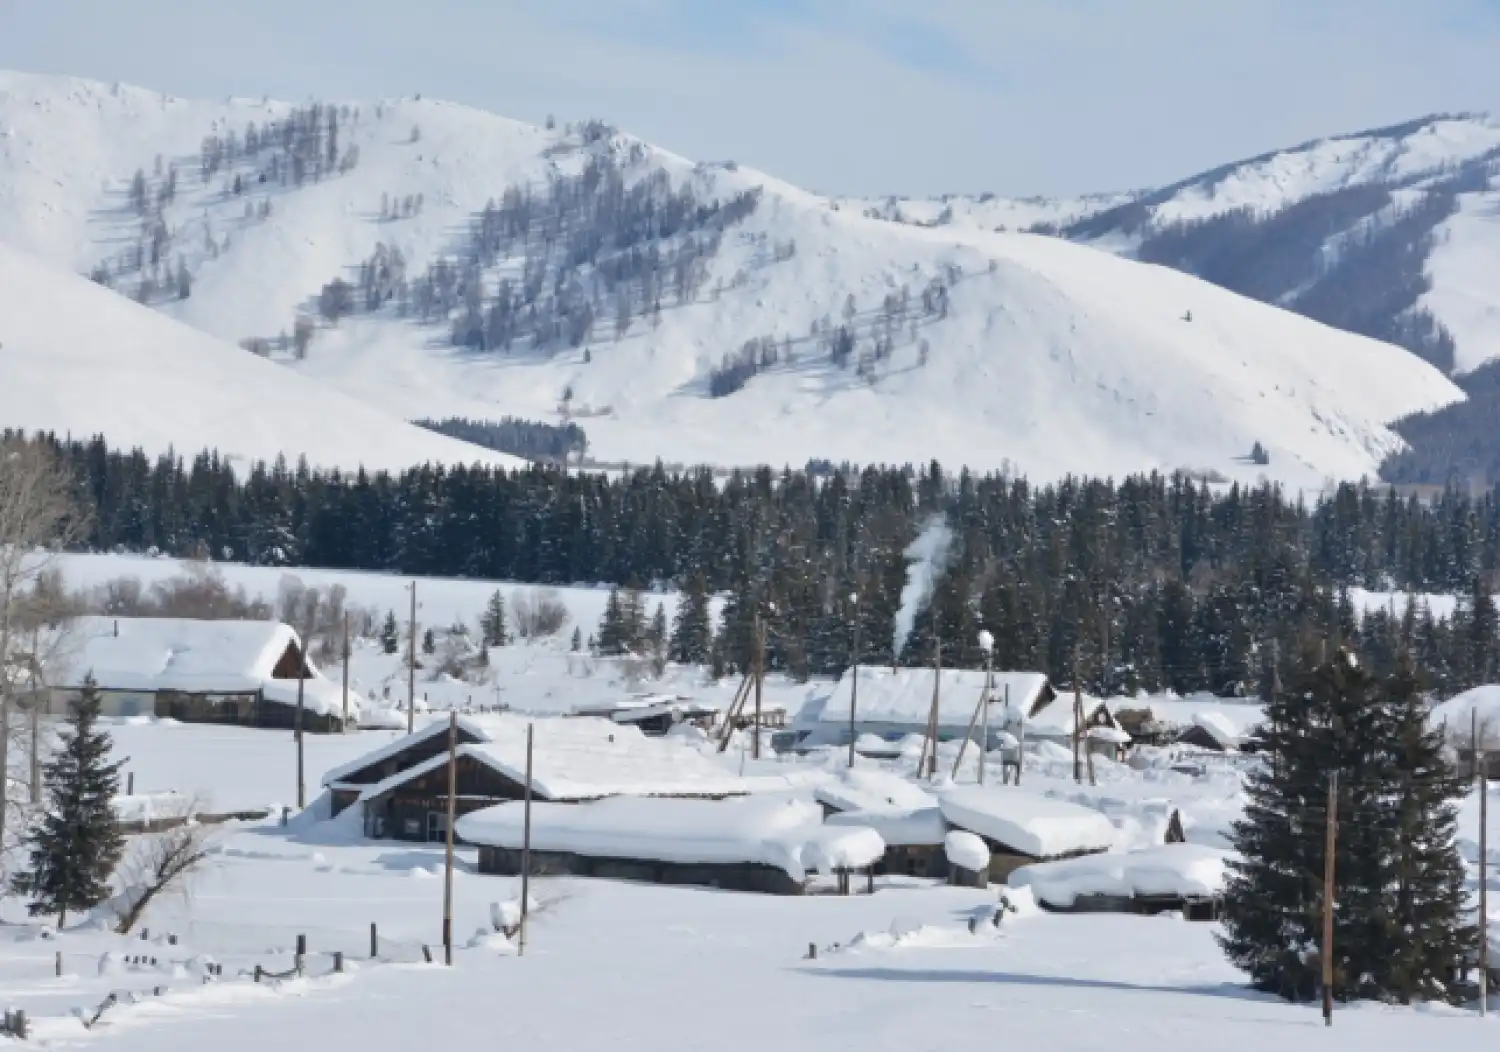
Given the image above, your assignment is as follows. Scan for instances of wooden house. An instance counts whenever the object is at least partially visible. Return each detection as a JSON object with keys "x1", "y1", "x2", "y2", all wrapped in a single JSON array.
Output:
[
  {"x1": 44, "y1": 616, "x2": 353, "y2": 732},
  {"x1": 322, "y1": 714, "x2": 764, "y2": 843}
]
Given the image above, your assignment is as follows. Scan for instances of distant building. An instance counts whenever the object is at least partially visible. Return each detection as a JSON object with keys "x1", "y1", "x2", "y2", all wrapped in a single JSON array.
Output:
[{"x1": 44, "y1": 616, "x2": 353, "y2": 732}]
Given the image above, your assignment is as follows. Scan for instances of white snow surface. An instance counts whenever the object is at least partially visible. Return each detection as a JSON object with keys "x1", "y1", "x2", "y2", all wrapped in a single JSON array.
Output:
[
  {"x1": 943, "y1": 829, "x2": 991, "y2": 872},
  {"x1": 455, "y1": 794, "x2": 865, "y2": 881},
  {"x1": 0, "y1": 71, "x2": 1465, "y2": 485},
  {"x1": 813, "y1": 766, "x2": 938, "y2": 814},
  {"x1": 0, "y1": 241, "x2": 512, "y2": 471},
  {"x1": 1007, "y1": 844, "x2": 1233, "y2": 906},
  {"x1": 939, "y1": 786, "x2": 1119, "y2": 858}
]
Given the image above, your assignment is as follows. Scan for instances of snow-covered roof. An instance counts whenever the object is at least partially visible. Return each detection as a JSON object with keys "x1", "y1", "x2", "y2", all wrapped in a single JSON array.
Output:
[
  {"x1": 814, "y1": 767, "x2": 937, "y2": 814},
  {"x1": 455, "y1": 795, "x2": 882, "y2": 881},
  {"x1": 48, "y1": 616, "x2": 355, "y2": 719},
  {"x1": 321, "y1": 715, "x2": 491, "y2": 786},
  {"x1": 1020, "y1": 692, "x2": 1115, "y2": 737},
  {"x1": 1007, "y1": 844, "x2": 1233, "y2": 907},
  {"x1": 825, "y1": 807, "x2": 947, "y2": 847},
  {"x1": 814, "y1": 666, "x2": 1050, "y2": 728},
  {"x1": 944, "y1": 829, "x2": 991, "y2": 871},
  {"x1": 344, "y1": 714, "x2": 784, "y2": 802},
  {"x1": 1113, "y1": 694, "x2": 1265, "y2": 736},
  {"x1": 1189, "y1": 711, "x2": 1241, "y2": 749},
  {"x1": 938, "y1": 787, "x2": 1117, "y2": 858},
  {"x1": 1431, "y1": 686, "x2": 1500, "y2": 741}
]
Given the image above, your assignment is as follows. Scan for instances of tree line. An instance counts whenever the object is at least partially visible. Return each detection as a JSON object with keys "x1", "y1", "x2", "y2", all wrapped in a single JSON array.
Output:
[{"x1": 18, "y1": 428, "x2": 1500, "y2": 695}]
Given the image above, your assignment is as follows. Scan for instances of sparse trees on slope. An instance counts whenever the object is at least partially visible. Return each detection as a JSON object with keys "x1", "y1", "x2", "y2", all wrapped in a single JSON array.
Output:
[{"x1": 480, "y1": 590, "x2": 509, "y2": 648}]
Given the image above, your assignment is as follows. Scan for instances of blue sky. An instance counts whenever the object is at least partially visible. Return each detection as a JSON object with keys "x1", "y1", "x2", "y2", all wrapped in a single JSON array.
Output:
[{"x1": 3, "y1": 0, "x2": 1500, "y2": 197}]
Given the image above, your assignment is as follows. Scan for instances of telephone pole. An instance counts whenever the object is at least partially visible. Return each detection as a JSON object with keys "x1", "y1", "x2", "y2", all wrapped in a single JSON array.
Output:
[
  {"x1": 847, "y1": 592, "x2": 860, "y2": 769},
  {"x1": 406, "y1": 581, "x2": 418, "y2": 736},
  {"x1": 1072, "y1": 646, "x2": 1083, "y2": 785},
  {"x1": 295, "y1": 638, "x2": 306, "y2": 809},
  {"x1": 443, "y1": 711, "x2": 457, "y2": 966},
  {"x1": 341, "y1": 611, "x2": 351, "y2": 732},
  {"x1": 1476, "y1": 709, "x2": 1489, "y2": 1016},
  {"x1": 519, "y1": 723, "x2": 535, "y2": 957},
  {"x1": 1322, "y1": 770, "x2": 1339, "y2": 1027},
  {"x1": 752, "y1": 610, "x2": 764, "y2": 760}
]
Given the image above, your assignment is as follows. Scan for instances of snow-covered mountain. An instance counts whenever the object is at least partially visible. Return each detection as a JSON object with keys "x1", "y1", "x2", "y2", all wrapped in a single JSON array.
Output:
[
  {"x1": 0, "y1": 241, "x2": 519, "y2": 472},
  {"x1": 848, "y1": 115, "x2": 1500, "y2": 376},
  {"x1": 0, "y1": 72, "x2": 1468, "y2": 485}
]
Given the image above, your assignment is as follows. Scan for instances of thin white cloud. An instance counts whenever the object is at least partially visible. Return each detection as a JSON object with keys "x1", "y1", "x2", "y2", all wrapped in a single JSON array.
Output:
[{"x1": 2, "y1": 0, "x2": 1499, "y2": 196}]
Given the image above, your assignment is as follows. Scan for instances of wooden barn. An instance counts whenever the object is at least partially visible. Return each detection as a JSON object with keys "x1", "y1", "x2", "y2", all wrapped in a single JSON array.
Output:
[
  {"x1": 45, "y1": 616, "x2": 354, "y2": 732},
  {"x1": 322, "y1": 714, "x2": 766, "y2": 843},
  {"x1": 457, "y1": 794, "x2": 884, "y2": 897}
]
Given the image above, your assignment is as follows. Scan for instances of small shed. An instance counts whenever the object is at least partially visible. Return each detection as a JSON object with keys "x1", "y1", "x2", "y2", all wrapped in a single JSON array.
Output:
[
  {"x1": 816, "y1": 768, "x2": 947, "y2": 878},
  {"x1": 1007, "y1": 844, "x2": 1231, "y2": 921},
  {"x1": 938, "y1": 786, "x2": 1115, "y2": 881}
]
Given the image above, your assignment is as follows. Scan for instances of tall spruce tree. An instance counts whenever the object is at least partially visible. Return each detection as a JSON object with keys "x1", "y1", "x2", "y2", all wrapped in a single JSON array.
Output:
[
  {"x1": 1378, "y1": 653, "x2": 1474, "y2": 1003},
  {"x1": 597, "y1": 588, "x2": 627, "y2": 656},
  {"x1": 380, "y1": 610, "x2": 400, "y2": 654},
  {"x1": 11, "y1": 675, "x2": 125, "y2": 927},
  {"x1": 480, "y1": 589, "x2": 509, "y2": 647},
  {"x1": 669, "y1": 577, "x2": 713, "y2": 665},
  {"x1": 1220, "y1": 644, "x2": 1475, "y2": 1004}
]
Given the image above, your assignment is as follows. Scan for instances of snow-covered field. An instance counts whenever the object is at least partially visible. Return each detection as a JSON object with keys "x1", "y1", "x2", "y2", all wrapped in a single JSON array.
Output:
[
  {"x1": 3, "y1": 707, "x2": 1499, "y2": 1051},
  {"x1": 0, "y1": 72, "x2": 1466, "y2": 486}
]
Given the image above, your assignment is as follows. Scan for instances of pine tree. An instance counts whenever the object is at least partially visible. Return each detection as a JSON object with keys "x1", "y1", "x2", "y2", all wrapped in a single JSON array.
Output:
[
  {"x1": 11, "y1": 675, "x2": 125, "y2": 927},
  {"x1": 669, "y1": 577, "x2": 712, "y2": 665},
  {"x1": 422, "y1": 627, "x2": 436, "y2": 655},
  {"x1": 1219, "y1": 644, "x2": 1475, "y2": 1004},
  {"x1": 570, "y1": 626, "x2": 582, "y2": 652},
  {"x1": 597, "y1": 588, "x2": 627, "y2": 656},
  {"x1": 1377, "y1": 654, "x2": 1474, "y2": 1003},
  {"x1": 480, "y1": 590, "x2": 509, "y2": 647},
  {"x1": 380, "y1": 610, "x2": 400, "y2": 654},
  {"x1": 647, "y1": 601, "x2": 668, "y2": 673}
]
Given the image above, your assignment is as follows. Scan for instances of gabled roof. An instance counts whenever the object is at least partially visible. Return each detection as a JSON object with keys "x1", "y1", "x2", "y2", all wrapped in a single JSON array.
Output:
[
  {"x1": 331, "y1": 714, "x2": 772, "y2": 803},
  {"x1": 815, "y1": 666, "x2": 1052, "y2": 728},
  {"x1": 47, "y1": 616, "x2": 355, "y2": 719},
  {"x1": 321, "y1": 715, "x2": 491, "y2": 787},
  {"x1": 1021, "y1": 690, "x2": 1118, "y2": 736}
]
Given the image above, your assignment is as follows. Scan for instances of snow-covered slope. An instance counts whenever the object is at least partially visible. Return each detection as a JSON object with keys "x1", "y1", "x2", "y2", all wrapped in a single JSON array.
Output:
[
  {"x1": 0, "y1": 72, "x2": 1466, "y2": 484},
  {"x1": 0, "y1": 242, "x2": 518, "y2": 471},
  {"x1": 863, "y1": 115, "x2": 1500, "y2": 375}
]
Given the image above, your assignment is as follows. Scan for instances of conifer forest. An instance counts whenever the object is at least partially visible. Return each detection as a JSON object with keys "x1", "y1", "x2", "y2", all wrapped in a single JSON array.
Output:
[{"x1": 25, "y1": 429, "x2": 1500, "y2": 698}]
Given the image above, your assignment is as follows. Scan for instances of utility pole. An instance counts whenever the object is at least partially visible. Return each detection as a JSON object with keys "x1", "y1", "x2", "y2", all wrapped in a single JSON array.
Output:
[
  {"x1": 1322, "y1": 770, "x2": 1339, "y2": 1027},
  {"x1": 341, "y1": 611, "x2": 350, "y2": 733},
  {"x1": 29, "y1": 627, "x2": 41, "y2": 803},
  {"x1": 924, "y1": 635, "x2": 942, "y2": 779},
  {"x1": 752, "y1": 610, "x2": 764, "y2": 760},
  {"x1": 295, "y1": 639, "x2": 306, "y2": 809},
  {"x1": 407, "y1": 581, "x2": 418, "y2": 736},
  {"x1": 979, "y1": 643, "x2": 992, "y2": 786},
  {"x1": 443, "y1": 711, "x2": 457, "y2": 966},
  {"x1": 847, "y1": 591, "x2": 860, "y2": 769},
  {"x1": 519, "y1": 722, "x2": 535, "y2": 957},
  {"x1": 1477, "y1": 709, "x2": 1489, "y2": 1016},
  {"x1": 1072, "y1": 646, "x2": 1083, "y2": 785}
]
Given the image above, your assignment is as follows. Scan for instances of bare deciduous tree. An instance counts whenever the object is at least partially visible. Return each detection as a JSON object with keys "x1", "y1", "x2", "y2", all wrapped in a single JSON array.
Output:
[
  {"x1": 109, "y1": 799, "x2": 214, "y2": 934},
  {"x1": 0, "y1": 438, "x2": 84, "y2": 871},
  {"x1": 512, "y1": 588, "x2": 569, "y2": 640}
]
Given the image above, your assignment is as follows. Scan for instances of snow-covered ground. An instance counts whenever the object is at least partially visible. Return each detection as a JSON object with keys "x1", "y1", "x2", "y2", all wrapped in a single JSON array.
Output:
[
  {"x1": 0, "y1": 72, "x2": 1465, "y2": 486},
  {"x1": 4, "y1": 710, "x2": 1500, "y2": 1050}
]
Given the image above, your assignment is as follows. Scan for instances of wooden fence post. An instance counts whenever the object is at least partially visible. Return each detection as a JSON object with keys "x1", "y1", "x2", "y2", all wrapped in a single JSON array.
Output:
[
  {"x1": 56, "y1": 950, "x2": 63, "y2": 976},
  {"x1": 333, "y1": 951, "x2": 344, "y2": 974},
  {"x1": 370, "y1": 922, "x2": 378, "y2": 959},
  {"x1": 295, "y1": 933, "x2": 307, "y2": 976}
]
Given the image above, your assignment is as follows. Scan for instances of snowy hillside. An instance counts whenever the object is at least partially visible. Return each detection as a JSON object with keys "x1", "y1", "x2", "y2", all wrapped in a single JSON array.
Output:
[
  {"x1": 863, "y1": 115, "x2": 1500, "y2": 376},
  {"x1": 0, "y1": 72, "x2": 1468, "y2": 484},
  {"x1": 0, "y1": 242, "x2": 518, "y2": 471}
]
